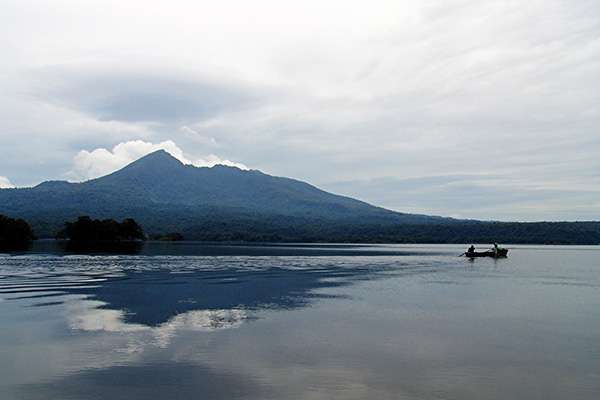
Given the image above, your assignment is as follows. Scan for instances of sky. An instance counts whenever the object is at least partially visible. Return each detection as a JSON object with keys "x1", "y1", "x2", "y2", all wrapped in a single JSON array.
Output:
[{"x1": 1, "y1": 0, "x2": 599, "y2": 222}]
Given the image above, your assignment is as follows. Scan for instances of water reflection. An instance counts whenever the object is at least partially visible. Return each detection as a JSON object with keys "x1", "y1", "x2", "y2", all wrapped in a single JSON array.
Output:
[
  {"x1": 0, "y1": 252, "x2": 402, "y2": 400},
  {"x1": 71, "y1": 265, "x2": 360, "y2": 327},
  {"x1": 23, "y1": 239, "x2": 432, "y2": 257},
  {"x1": 0, "y1": 241, "x2": 33, "y2": 253},
  {"x1": 4, "y1": 258, "x2": 388, "y2": 326},
  {"x1": 16, "y1": 361, "x2": 271, "y2": 400},
  {"x1": 2, "y1": 245, "x2": 599, "y2": 400}
]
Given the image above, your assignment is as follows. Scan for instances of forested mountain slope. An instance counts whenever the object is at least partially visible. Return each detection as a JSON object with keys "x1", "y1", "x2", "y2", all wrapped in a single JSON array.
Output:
[
  {"x1": 0, "y1": 150, "x2": 449, "y2": 238},
  {"x1": 2, "y1": 150, "x2": 598, "y2": 243}
]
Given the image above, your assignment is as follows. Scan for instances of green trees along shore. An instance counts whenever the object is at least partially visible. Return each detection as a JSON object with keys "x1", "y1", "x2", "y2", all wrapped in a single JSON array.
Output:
[
  {"x1": 2, "y1": 213, "x2": 600, "y2": 246},
  {"x1": 1, "y1": 214, "x2": 145, "y2": 251},
  {"x1": 57, "y1": 216, "x2": 145, "y2": 242},
  {"x1": 0, "y1": 214, "x2": 36, "y2": 248}
]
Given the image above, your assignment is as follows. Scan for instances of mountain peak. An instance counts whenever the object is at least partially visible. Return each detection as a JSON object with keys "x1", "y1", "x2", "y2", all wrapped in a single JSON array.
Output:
[
  {"x1": 134, "y1": 150, "x2": 184, "y2": 168},
  {"x1": 35, "y1": 180, "x2": 72, "y2": 190},
  {"x1": 119, "y1": 149, "x2": 184, "y2": 172},
  {"x1": 91, "y1": 149, "x2": 186, "y2": 189}
]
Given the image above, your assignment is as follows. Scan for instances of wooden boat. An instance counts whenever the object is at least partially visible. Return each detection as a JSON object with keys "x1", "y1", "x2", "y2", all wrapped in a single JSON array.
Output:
[{"x1": 465, "y1": 249, "x2": 508, "y2": 258}]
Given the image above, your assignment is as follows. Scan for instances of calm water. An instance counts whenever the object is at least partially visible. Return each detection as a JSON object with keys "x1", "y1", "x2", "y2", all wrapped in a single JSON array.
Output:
[{"x1": 0, "y1": 243, "x2": 598, "y2": 399}]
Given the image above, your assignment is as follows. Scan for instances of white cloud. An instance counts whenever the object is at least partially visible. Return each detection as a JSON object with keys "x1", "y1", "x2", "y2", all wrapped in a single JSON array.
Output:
[
  {"x1": 0, "y1": 176, "x2": 14, "y2": 188},
  {"x1": 67, "y1": 140, "x2": 249, "y2": 181},
  {"x1": 69, "y1": 140, "x2": 191, "y2": 181},
  {"x1": 193, "y1": 155, "x2": 249, "y2": 170}
]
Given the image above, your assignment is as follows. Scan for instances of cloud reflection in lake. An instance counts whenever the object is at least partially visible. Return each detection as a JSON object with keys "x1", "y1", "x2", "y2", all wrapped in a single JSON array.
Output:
[{"x1": 3, "y1": 244, "x2": 598, "y2": 400}]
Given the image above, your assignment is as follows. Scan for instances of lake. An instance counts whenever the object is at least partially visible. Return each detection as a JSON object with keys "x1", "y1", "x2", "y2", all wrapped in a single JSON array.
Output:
[{"x1": 1, "y1": 242, "x2": 599, "y2": 399}]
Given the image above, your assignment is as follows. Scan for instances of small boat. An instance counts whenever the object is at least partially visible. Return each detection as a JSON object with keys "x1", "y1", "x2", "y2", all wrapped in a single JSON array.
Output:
[{"x1": 465, "y1": 249, "x2": 508, "y2": 258}]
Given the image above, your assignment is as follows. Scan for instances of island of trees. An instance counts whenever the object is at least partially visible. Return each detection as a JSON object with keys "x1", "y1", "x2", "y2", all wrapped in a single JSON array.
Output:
[
  {"x1": 0, "y1": 214, "x2": 36, "y2": 249},
  {"x1": 57, "y1": 216, "x2": 145, "y2": 242}
]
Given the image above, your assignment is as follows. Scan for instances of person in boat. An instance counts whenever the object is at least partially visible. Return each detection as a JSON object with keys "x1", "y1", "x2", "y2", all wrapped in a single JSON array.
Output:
[
  {"x1": 492, "y1": 243, "x2": 501, "y2": 253},
  {"x1": 467, "y1": 245, "x2": 475, "y2": 254}
]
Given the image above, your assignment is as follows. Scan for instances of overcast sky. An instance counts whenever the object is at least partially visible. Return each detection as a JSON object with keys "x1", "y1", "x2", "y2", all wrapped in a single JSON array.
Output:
[{"x1": 1, "y1": 0, "x2": 599, "y2": 222}]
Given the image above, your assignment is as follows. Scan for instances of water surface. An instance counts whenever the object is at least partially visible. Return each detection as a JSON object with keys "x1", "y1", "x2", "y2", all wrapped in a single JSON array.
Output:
[{"x1": 1, "y1": 243, "x2": 599, "y2": 399}]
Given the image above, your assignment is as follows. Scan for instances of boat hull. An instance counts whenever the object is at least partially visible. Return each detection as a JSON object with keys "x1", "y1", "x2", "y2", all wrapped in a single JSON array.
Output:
[{"x1": 465, "y1": 249, "x2": 508, "y2": 258}]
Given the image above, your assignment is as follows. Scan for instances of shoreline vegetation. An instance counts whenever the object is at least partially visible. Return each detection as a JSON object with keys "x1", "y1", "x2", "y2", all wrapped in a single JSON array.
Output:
[
  {"x1": 0, "y1": 214, "x2": 37, "y2": 251},
  {"x1": 1, "y1": 214, "x2": 599, "y2": 247},
  {"x1": 56, "y1": 216, "x2": 145, "y2": 242}
]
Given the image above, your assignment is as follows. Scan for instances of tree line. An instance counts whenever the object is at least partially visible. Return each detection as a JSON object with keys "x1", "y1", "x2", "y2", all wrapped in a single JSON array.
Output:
[
  {"x1": 56, "y1": 216, "x2": 145, "y2": 242},
  {"x1": 1, "y1": 213, "x2": 600, "y2": 246},
  {"x1": 0, "y1": 214, "x2": 36, "y2": 249},
  {"x1": 141, "y1": 217, "x2": 600, "y2": 245}
]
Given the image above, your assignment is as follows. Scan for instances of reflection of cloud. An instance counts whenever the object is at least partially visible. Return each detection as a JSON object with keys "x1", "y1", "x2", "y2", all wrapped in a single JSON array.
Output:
[
  {"x1": 170, "y1": 309, "x2": 247, "y2": 331},
  {"x1": 152, "y1": 309, "x2": 247, "y2": 349},
  {"x1": 67, "y1": 299, "x2": 248, "y2": 351},
  {"x1": 68, "y1": 300, "x2": 144, "y2": 333}
]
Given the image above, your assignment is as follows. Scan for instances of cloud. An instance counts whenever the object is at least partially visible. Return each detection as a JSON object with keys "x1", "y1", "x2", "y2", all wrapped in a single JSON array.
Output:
[
  {"x1": 34, "y1": 67, "x2": 265, "y2": 124},
  {"x1": 68, "y1": 140, "x2": 190, "y2": 181},
  {"x1": 323, "y1": 174, "x2": 600, "y2": 222},
  {"x1": 0, "y1": 176, "x2": 15, "y2": 189},
  {"x1": 1, "y1": 0, "x2": 599, "y2": 220},
  {"x1": 66, "y1": 140, "x2": 248, "y2": 181},
  {"x1": 192, "y1": 155, "x2": 249, "y2": 171},
  {"x1": 180, "y1": 126, "x2": 218, "y2": 147}
]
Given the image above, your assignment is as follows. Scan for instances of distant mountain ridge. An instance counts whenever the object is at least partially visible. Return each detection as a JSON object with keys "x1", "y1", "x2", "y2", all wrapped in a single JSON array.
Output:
[
  {"x1": 0, "y1": 150, "x2": 449, "y2": 238},
  {"x1": 3, "y1": 150, "x2": 599, "y2": 244}
]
